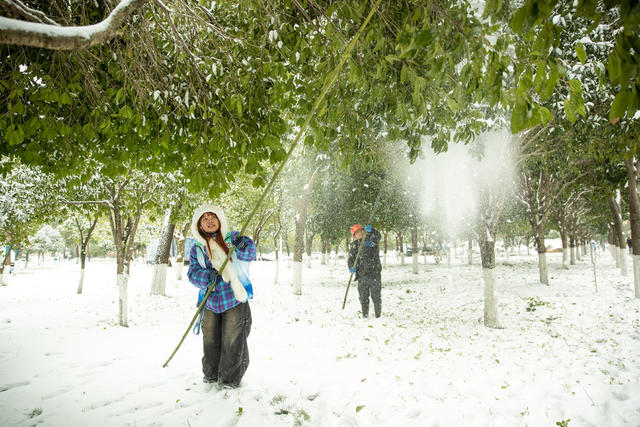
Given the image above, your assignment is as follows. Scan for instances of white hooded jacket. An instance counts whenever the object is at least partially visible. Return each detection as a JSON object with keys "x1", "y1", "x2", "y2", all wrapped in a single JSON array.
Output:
[{"x1": 190, "y1": 204, "x2": 248, "y2": 302}]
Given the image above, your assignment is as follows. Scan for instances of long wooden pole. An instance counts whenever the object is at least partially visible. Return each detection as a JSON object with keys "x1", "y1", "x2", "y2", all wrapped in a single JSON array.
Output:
[{"x1": 164, "y1": 0, "x2": 383, "y2": 367}]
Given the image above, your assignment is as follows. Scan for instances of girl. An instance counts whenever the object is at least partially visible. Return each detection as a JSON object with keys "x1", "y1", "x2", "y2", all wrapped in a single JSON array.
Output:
[{"x1": 187, "y1": 204, "x2": 255, "y2": 388}]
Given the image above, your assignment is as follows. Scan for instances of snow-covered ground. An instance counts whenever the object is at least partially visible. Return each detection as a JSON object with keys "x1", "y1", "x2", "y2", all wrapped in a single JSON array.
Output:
[{"x1": 1, "y1": 250, "x2": 639, "y2": 426}]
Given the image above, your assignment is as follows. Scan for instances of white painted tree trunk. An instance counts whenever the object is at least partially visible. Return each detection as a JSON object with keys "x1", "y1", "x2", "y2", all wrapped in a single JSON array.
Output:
[
  {"x1": 321, "y1": 251, "x2": 327, "y2": 265},
  {"x1": 412, "y1": 254, "x2": 418, "y2": 274},
  {"x1": 118, "y1": 273, "x2": 129, "y2": 327},
  {"x1": 1, "y1": 270, "x2": 8, "y2": 286},
  {"x1": 612, "y1": 244, "x2": 619, "y2": 266},
  {"x1": 633, "y1": 254, "x2": 640, "y2": 298},
  {"x1": 306, "y1": 255, "x2": 312, "y2": 269},
  {"x1": 150, "y1": 263, "x2": 168, "y2": 295},
  {"x1": 292, "y1": 261, "x2": 302, "y2": 295},
  {"x1": 619, "y1": 247, "x2": 628, "y2": 276},
  {"x1": 467, "y1": 241, "x2": 473, "y2": 265},
  {"x1": 538, "y1": 252, "x2": 549, "y2": 285},
  {"x1": 175, "y1": 262, "x2": 183, "y2": 281},
  {"x1": 483, "y1": 268, "x2": 500, "y2": 328},
  {"x1": 274, "y1": 260, "x2": 280, "y2": 285},
  {"x1": 76, "y1": 268, "x2": 85, "y2": 294},
  {"x1": 447, "y1": 249, "x2": 451, "y2": 267},
  {"x1": 562, "y1": 248, "x2": 569, "y2": 270},
  {"x1": 400, "y1": 252, "x2": 405, "y2": 265},
  {"x1": 570, "y1": 245, "x2": 576, "y2": 265}
]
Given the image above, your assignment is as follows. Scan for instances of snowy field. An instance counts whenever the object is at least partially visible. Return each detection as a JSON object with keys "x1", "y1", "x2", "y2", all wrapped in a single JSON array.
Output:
[{"x1": 1, "y1": 250, "x2": 639, "y2": 427}]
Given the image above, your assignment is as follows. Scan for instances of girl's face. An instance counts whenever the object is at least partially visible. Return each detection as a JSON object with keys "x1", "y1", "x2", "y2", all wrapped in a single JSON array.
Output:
[{"x1": 199, "y1": 212, "x2": 220, "y2": 233}]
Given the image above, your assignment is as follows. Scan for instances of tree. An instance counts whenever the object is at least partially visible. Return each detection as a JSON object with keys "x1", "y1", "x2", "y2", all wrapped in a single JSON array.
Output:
[
  {"x1": 64, "y1": 170, "x2": 163, "y2": 326},
  {"x1": 623, "y1": 155, "x2": 640, "y2": 297},
  {"x1": 0, "y1": 159, "x2": 52, "y2": 284},
  {"x1": 485, "y1": 0, "x2": 640, "y2": 131},
  {"x1": 470, "y1": 129, "x2": 516, "y2": 328}
]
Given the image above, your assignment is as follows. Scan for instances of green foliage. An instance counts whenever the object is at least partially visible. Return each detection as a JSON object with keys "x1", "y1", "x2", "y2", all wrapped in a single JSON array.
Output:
[{"x1": 524, "y1": 297, "x2": 549, "y2": 312}]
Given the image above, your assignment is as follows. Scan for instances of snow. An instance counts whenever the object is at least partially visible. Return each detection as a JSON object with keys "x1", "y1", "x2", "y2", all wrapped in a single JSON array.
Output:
[{"x1": 1, "y1": 251, "x2": 639, "y2": 426}]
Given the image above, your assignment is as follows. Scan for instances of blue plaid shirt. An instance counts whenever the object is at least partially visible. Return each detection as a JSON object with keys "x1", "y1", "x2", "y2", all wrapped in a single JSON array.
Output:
[{"x1": 187, "y1": 231, "x2": 256, "y2": 313}]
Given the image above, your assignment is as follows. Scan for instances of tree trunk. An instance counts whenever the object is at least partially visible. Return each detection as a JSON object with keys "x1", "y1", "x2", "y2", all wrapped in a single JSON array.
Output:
[
  {"x1": 411, "y1": 226, "x2": 419, "y2": 274},
  {"x1": 609, "y1": 196, "x2": 628, "y2": 276},
  {"x1": 175, "y1": 222, "x2": 189, "y2": 281},
  {"x1": 305, "y1": 231, "x2": 313, "y2": 268},
  {"x1": 151, "y1": 209, "x2": 175, "y2": 296},
  {"x1": 76, "y1": 215, "x2": 98, "y2": 294},
  {"x1": 77, "y1": 247, "x2": 87, "y2": 294},
  {"x1": 274, "y1": 233, "x2": 281, "y2": 285},
  {"x1": 108, "y1": 182, "x2": 146, "y2": 327},
  {"x1": 560, "y1": 229, "x2": 569, "y2": 270},
  {"x1": 535, "y1": 232, "x2": 549, "y2": 285},
  {"x1": 624, "y1": 157, "x2": 640, "y2": 298},
  {"x1": 1, "y1": 245, "x2": 11, "y2": 286},
  {"x1": 320, "y1": 239, "x2": 327, "y2": 265},
  {"x1": 479, "y1": 240, "x2": 500, "y2": 328},
  {"x1": 399, "y1": 232, "x2": 405, "y2": 265},
  {"x1": 569, "y1": 236, "x2": 576, "y2": 265},
  {"x1": 117, "y1": 257, "x2": 130, "y2": 327},
  {"x1": 292, "y1": 169, "x2": 318, "y2": 295},
  {"x1": 383, "y1": 231, "x2": 388, "y2": 268},
  {"x1": 467, "y1": 239, "x2": 473, "y2": 265}
]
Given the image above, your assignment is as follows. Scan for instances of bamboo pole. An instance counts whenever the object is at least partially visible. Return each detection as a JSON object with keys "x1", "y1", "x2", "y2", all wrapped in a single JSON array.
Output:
[{"x1": 164, "y1": 0, "x2": 384, "y2": 367}]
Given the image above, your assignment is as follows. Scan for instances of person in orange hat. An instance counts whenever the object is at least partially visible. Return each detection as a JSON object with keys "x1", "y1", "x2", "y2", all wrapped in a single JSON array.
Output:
[{"x1": 348, "y1": 224, "x2": 382, "y2": 318}]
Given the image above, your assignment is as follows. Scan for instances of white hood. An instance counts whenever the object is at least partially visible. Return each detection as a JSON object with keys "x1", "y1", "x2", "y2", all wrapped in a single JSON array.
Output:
[
  {"x1": 190, "y1": 204, "x2": 230, "y2": 247},
  {"x1": 189, "y1": 204, "x2": 248, "y2": 302}
]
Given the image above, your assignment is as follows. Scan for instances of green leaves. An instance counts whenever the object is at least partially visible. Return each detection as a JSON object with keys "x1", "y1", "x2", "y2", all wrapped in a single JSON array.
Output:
[
  {"x1": 482, "y1": 0, "x2": 503, "y2": 19},
  {"x1": 4, "y1": 124, "x2": 25, "y2": 146},
  {"x1": 609, "y1": 88, "x2": 634, "y2": 122},
  {"x1": 564, "y1": 79, "x2": 586, "y2": 123},
  {"x1": 575, "y1": 43, "x2": 587, "y2": 64}
]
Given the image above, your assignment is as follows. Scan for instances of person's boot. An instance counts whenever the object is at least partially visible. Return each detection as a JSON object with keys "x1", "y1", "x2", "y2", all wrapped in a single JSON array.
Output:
[
  {"x1": 361, "y1": 305, "x2": 369, "y2": 318},
  {"x1": 374, "y1": 302, "x2": 381, "y2": 318}
]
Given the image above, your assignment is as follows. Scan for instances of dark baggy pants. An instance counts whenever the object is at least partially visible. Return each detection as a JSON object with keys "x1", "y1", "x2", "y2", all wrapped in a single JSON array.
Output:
[
  {"x1": 201, "y1": 302, "x2": 252, "y2": 387},
  {"x1": 357, "y1": 273, "x2": 381, "y2": 318}
]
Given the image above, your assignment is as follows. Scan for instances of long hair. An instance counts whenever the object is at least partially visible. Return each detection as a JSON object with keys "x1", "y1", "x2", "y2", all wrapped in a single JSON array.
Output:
[{"x1": 197, "y1": 218, "x2": 230, "y2": 259}]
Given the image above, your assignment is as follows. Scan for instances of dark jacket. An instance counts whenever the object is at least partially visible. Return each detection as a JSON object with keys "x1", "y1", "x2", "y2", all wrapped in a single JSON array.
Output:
[{"x1": 348, "y1": 228, "x2": 382, "y2": 280}]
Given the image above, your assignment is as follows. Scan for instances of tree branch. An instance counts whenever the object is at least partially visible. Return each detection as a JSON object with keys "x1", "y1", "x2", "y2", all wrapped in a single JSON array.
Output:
[
  {"x1": 0, "y1": 0, "x2": 149, "y2": 50},
  {"x1": 0, "y1": 0, "x2": 60, "y2": 25}
]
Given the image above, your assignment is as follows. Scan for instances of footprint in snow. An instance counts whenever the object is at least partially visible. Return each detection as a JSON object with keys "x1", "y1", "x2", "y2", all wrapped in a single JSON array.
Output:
[
  {"x1": 0, "y1": 380, "x2": 30, "y2": 392},
  {"x1": 81, "y1": 395, "x2": 127, "y2": 412},
  {"x1": 612, "y1": 391, "x2": 629, "y2": 401}
]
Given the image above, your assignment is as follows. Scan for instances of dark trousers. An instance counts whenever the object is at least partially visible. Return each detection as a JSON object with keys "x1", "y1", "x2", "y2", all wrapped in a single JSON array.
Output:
[
  {"x1": 201, "y1": 303, "x2": 252, "y2": 386},
  {"x1": 357, "y1": 273, "x2": 381, "y2": 317}
]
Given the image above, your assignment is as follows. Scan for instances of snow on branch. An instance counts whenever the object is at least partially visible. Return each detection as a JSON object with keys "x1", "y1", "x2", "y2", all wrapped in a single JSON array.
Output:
[
  {"x1": 0, "y1": 0, "x2": 59, "y2": 25},
  {"x1": 0, "y1": 0, "x2": 149, "y2": 50}
]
